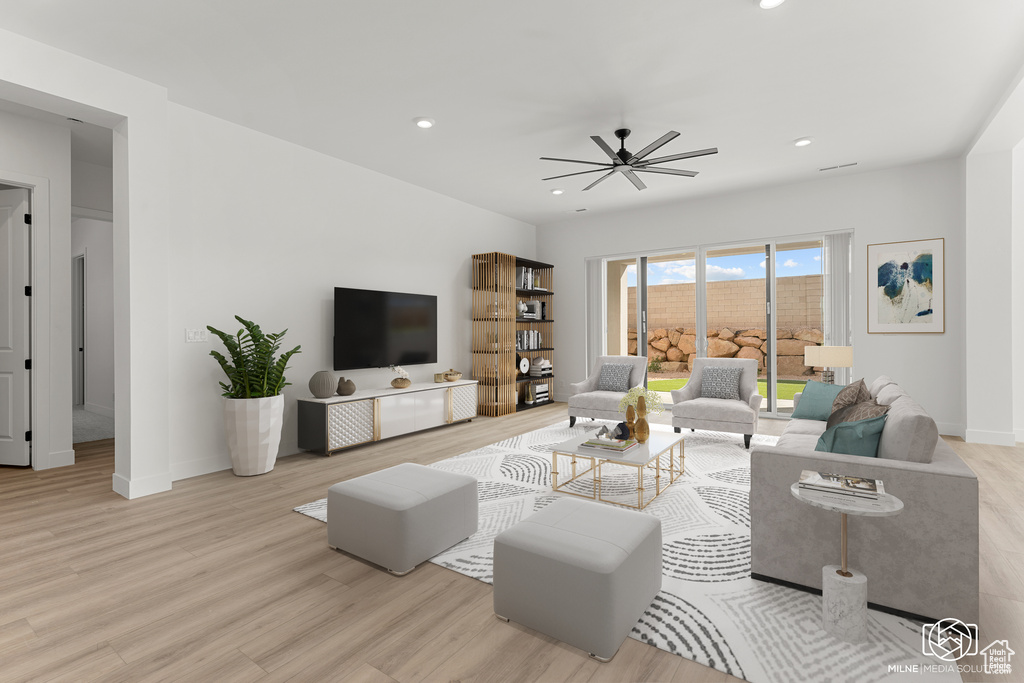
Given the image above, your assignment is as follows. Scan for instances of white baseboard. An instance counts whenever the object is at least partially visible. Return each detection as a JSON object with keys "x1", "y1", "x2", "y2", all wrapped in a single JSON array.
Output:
[
  {"x1": 112, "y1": 471, "x2": 172, "y2": 499},
  {"x1": 33, "y1": 448, "x2": 75, "y2": 470},
  {"x1": 964, "y1": 429, "x2": 1017, "y2": 447},
  {"x1": 1016, "y1": 428, "x2": 1024, "y2": 445},
  {"x1": 171, "y1": 455, "x2": 232, "y2": 482},
  {"x1": 84, "y1": 402, "x2": 115, "y2": 419},
  {"x1": 935, "y1": 422, "x2": 966, "y2": 440}
]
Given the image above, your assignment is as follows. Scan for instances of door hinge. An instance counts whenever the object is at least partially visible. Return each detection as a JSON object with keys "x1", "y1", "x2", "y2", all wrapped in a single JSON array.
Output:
[
  {"x1": 25, "y1": 359, "x2": 31, "y2": 370},
  {"x1": 25, "y1": 431, "x2": 31, "y2": 442},
  {"x1": 25, "y1": 286, "x2": 31, "y2": 296},
  {"x1": 24, "y1": 214, "x2": 31, "y2": 225}
]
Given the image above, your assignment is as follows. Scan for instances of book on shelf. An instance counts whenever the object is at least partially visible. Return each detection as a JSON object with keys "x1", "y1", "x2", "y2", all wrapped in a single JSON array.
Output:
[{"x1": 798, "y1": 470, "x2": 885, "y2": 499}]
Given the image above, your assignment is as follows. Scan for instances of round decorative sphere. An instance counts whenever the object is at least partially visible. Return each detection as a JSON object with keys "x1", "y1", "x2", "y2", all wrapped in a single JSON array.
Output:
[
  {"x1": 308, "y1": 370, "x2": 336, "y2": 398},
  {"x1": 337, "y1": 377, "x2": 356, "y2": 396}
]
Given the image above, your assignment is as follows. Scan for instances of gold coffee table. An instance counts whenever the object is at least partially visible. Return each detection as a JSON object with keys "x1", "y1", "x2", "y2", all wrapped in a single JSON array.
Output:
[{"x1": 551, "y1": 431, "x2": 685, "y2": 510}]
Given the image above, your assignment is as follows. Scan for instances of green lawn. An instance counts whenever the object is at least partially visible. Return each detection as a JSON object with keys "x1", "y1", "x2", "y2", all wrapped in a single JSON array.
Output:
[{"x1": 648, "y1": 377, "x2": 806, "y2": 401}]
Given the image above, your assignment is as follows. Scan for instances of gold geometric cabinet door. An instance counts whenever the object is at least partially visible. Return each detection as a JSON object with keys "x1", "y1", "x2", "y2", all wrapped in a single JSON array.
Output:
[
  {"x1": 327, "y1": 399, "x2": 375, "y2": 451},
  {"x1": 449, "y1": 384, "x2": 478, "y2": 423}
]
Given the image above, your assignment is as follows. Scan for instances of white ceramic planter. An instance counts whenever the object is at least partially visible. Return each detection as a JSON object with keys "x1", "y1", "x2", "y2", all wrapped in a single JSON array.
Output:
[{"x1": 223, "y1": 395, "x2": 284, "y2": 476}]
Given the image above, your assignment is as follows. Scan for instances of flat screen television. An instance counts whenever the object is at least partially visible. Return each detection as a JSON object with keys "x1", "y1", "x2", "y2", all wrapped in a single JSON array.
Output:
[{"x1": 333, "y1": 287, "x2": 438, "y2": 371}]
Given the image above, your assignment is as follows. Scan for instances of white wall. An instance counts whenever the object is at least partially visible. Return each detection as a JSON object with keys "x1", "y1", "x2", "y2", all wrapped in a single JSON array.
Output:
[
  {"x1": 71, "y1": 217, "x2": 115, "y2": 418},
  {"x1": 0, "y1": 109, "x2": 74, "y2": 469},
  {"x1": 538, "y1": 159, "x2": 967, "y2": 437},
  {"x1": 71, "y1": 160, "x2": 113, "y2": 215},
  {"x1": 1015, "y1": 143, "x2": 1024, "y2": 443},
  {"x1": 165, "y1": 104, "x2": 536, "y2": 480}
]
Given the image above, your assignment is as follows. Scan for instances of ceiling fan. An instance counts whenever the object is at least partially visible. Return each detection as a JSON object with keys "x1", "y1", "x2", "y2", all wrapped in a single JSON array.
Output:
[{"x1": 541, "y1": 129, "x2": 718, "y2": 191}]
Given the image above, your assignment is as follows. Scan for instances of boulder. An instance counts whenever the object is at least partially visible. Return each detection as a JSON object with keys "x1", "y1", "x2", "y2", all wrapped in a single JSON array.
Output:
[
  {"x1": 742, "y1": 328, "x2": 767, "y2": 340},
  {"x1": 737, "y1": 346, "x2": 764, "y2": 368},
  {"x1": 734, "y1": 336, "x2": 762, "y2": 348},
  {"x1": 668, "y1": 329, "x2": 682, "y2": 346},
  {"x1": 660, "y1": 361, "x2": 686, "y2": 373},
  {"x1": 776, "y1": 338, "x2": 816, "y2": 356},
  {"x1": 666, "y1": 346, "x2": 686, "y2": 362},
  {"x1": 708, "y1": 338, "x2": 740, "y2": 358},
  {"x1": 627, "y1": 330, "x2": 637, "y2": 340},
  {"x1": 677, "y1": 335, "x2": 697, "y2": 355},
  {"x1": 687, "y1": 353, "x2": 697, "y2": 368},
  {"x1": 794, "y1": 328, "x2": 824, "y2": 344},
  {"x1": 759, "y1": 340, "x2": 769, "y2": 353},
  {"x1": 684, "y1": 328, "x2": 697, "y2": 336},
  {"x1": 776, "y1": 328, "x2": 793, "y2": 339},
  {"x1": 648, "y1": 349, "x2": 668, "y2": 362},
  {"x1": 675, "y1": 327, "x2": 687, "y2": 334},
  {"x1": 778, "y1": 355, "x2": 813, "y2": 377},
  {"x1": 628, "y1": 339, "x2": 638, "y2": 355},
  {"x1": 652, "y1": 328, "x2": 668, "y2": 340},
  {"x1": 651, "y1": 337, "x2": 671, "y2": 352},
  {"x1": 707, "y1": 329, "x2": 719, "y2": 338},
  {"x1": 718, "y1": 327, "x2": 736, "y2": 341}
]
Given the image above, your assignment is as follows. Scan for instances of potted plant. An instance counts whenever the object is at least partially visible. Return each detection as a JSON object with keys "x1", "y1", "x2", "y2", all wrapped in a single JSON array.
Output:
[{"x1": 208, "y1": 316, "x2": 301, "y2": 476}]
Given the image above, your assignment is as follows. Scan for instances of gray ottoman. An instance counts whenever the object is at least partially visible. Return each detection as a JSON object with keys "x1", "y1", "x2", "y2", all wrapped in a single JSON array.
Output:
[
  {"x1": 493, "y1": 497, "x2": 662, "y2": 661},
  {"x1": 327, "y1": 463, "x2": 477, "y2": 575}
]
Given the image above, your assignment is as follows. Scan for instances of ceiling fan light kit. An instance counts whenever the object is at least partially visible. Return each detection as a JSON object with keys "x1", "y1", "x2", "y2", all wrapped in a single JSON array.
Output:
[{"x1": 541, "y1": 128, "x2": 718, "y2": 192}]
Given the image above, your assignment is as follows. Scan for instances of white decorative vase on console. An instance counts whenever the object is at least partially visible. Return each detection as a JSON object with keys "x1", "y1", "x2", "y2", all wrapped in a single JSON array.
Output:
[{"x1": 223, "y1": 395, "x2": 284, "y2": 476}]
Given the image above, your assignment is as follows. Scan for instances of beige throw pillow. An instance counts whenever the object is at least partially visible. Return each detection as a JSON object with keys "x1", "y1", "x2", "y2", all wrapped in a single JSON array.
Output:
[
  {"x1": 825, "y1": 400, "x2": 890, "y2": 431},
  {"x1": 831, "y1": 379, "x2": 871, "y2": 415}
]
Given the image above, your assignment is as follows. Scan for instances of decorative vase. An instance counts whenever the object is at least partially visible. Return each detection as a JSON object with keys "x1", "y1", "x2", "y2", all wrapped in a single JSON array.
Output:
[
  {"x1": 223, "y1": 395, "x2": 283, "y2": 476},
  {"x1": 634, "y1": 395, "x2": 650, "y2": 444},
  {"x1": 337, "y1": 377, "x2": 356, "y2": 396},
  {"x1": 444, "y1": 368, "x2": 462, "y2": 382},
  {"x1": 626, "y1": 405, "x2": 636, "y2": 439},
  {"x1": 391, "y1": 377, "x2": 412, "y2": 389},
  {"x1": 308, "y1": 370, "x2": 336, "y2": 399}
]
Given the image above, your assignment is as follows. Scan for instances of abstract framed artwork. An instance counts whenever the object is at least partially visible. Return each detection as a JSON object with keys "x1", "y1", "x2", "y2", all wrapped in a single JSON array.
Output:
[{"x1": 867, "y1": 238, "x2": 944, "y2": 334}]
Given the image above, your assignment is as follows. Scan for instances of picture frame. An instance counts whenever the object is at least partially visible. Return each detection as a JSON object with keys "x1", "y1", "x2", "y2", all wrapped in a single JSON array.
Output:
[{"x1": 867, "y1": 238, "x2": 944, "y2": 334}]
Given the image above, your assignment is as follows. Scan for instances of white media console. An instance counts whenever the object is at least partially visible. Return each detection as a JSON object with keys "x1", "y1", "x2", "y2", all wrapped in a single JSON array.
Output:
[{"x1": 297, "y1": 380, "x2": 478, "y2": 455}]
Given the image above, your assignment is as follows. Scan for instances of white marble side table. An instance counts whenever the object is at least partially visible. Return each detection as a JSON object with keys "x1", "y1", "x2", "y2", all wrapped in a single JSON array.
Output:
[{"x1": 790, "y1": 483, "x2": 904, "y2": 643}]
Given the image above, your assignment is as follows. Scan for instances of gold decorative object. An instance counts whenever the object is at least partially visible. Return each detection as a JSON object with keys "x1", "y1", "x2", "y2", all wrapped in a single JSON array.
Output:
[
  {"x1": 434, "y1": 373, "x2": 444, "y2": 383},
  {"x1": 443, "y1": 368, "x2": 462, "y2": 382},
  {"x1": 634, "y1": 395, "x2": 651, "y2": 444},
  {"x1": 391, "y1": 378, "x2": 411, "y2": 389},
  {"x1": 626, "y1": 405, "x2": 636, "y2": 439}
]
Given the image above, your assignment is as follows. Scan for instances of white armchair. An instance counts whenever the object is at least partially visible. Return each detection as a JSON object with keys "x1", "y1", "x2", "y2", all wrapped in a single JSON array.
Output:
[
  {"x1": 670, "y1": 357, "x2": 762, "y2": 449},
  {"x1": 568, "y1": 355, "x2": 648, "y2": 428}
]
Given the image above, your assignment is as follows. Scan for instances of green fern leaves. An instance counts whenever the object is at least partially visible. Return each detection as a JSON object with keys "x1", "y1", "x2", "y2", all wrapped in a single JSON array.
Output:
[{"x1": 207, "y1": 316, "x2": 301, "y2": 398}]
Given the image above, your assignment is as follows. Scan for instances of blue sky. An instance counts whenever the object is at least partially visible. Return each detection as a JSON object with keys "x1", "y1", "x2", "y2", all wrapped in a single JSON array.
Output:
[{"x1": 626, "y1": 247, "x2": 821, "y2": 286}]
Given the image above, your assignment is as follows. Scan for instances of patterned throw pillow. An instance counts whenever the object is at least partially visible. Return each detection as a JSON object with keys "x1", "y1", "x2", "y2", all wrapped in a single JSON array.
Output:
[
  {"x1": 597, "y1": 363, "x2": 632, "y2": 392},
  {"x1": 701, "y1": 366, "x2": 742, "y2": 401},
  {"x1": 831, "y1": 379, "x2": 872, "y2": 414},
  {"x1": 825, "y1": 400, "x2": 890, "y2": 431}
]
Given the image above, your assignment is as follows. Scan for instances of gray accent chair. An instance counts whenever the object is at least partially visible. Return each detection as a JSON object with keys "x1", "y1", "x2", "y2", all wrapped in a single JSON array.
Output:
[
  {"x1": 670, "y1": 357, "x2": 762, "y2": 449},
  {"x1": 493, "y1": 497, "x2": 662, "y2": 661},
  {"x1": 568, "y1": 355, "x2": 648, "y2": 428}
]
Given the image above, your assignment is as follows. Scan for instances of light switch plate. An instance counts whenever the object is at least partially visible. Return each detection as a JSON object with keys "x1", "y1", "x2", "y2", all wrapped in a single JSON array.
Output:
[{"x1": 185, "y1": 328, "x2": 208, "y2": 343}]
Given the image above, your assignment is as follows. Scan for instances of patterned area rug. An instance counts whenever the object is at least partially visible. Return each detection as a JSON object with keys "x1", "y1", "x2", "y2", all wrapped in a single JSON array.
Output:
[{"x1": 295, "y1": 420, "x2": 958, "y2": 683}]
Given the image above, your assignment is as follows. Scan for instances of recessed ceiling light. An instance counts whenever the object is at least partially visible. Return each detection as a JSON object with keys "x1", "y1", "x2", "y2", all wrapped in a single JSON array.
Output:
[
  {"x1": 794, "y1": 137, "x2": 814, "y2": 147},
  {"x1": 759, "y1": 0, "x2": 786, "y2": 8},
  {"x1": 550, "y1": 188, "x2": 564, "y2": 195},
  {"x1": 412, "y1": 117, "x2": 435, "y2": 129}
]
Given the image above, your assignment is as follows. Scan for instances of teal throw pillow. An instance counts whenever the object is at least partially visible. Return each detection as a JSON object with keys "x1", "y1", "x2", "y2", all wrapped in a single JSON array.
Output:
[
  {"x1": 791, "y1": 380, "x2": 845, "y2": 421},
  {"x1": 814, "y1": 414, "x2": 888, "y2": 458}
]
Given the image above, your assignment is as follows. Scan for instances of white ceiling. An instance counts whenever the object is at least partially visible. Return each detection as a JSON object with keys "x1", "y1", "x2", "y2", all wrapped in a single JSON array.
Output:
[{"x1": 2, "y1": 1, "x2": 1024, "y2": 226}]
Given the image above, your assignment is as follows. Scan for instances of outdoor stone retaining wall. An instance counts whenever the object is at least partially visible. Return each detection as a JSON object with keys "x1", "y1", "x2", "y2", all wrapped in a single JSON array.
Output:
[{"x1": 628, "y1": 326, "x2": 824, "y2": 376}]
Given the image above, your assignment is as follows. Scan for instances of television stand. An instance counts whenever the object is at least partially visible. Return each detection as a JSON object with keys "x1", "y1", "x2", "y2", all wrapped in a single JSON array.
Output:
[{"x1": 297, "y1": 380, "x2": 478, "y2": 455}]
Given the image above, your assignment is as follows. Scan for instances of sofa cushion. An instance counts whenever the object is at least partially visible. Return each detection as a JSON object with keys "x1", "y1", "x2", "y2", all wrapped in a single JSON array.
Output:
[
  {"x1": 825, "y1": 400, "x2": 890, "y2": 430},
  {"x1": 568, "y1": 391, "x2": 627, "y2": 413},
  {"x1": 597, "y1": 363, "x2": 632, "y2": 393},
  {"x1": 701, "y1": 366, "x2": 742, "y2": 401},
  {"x1": 877, "y1": 395, "x2": 939, "y2": 463},
  {"x1": 875, "y1": 383, "x2": 906, "y2": 407},
  {"x1": 776, "y1": 432, "x2": 822, "y2": 450},
  {"x1": 785, "y1": 419, "x2": 829, "y2": 437},
  {"x1": 790, "y1": 381, "x2": 845, "y2": 421},
  {"x1": 869, "y1": 375, "x2": 896, "y2": 399},
  {"x1": 815, "y1": 414, "x2": 887, "y2": 458},
  {"x1": 832, "y1": 379, "x2": 871, "y2": 414},
  {"x1": 671, "y1": 397, "x2": 754, "y2": 424}
]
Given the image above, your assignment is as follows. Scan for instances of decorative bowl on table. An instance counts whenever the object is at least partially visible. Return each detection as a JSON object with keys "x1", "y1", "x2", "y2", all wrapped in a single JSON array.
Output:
[{"x1": 443, "y1": 369, "x2": 462, "y2": 382}]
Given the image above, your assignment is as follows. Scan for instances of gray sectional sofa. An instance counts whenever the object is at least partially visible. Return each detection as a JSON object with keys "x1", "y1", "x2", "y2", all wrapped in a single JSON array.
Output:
[{"x1": 750, "y1": 375, "x2": 979, "y2": 625}]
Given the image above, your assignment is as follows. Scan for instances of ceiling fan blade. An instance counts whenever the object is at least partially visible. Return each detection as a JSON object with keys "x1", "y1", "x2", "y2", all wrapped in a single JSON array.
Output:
[
  {"x1": 540, "y1": 157, "x2": 614, "y2": 168},
  {"x1": 582, "y1": 171, "x2": 616, "y2": 191},
  {"x1": 633, "y1": 167, "x2": 698, "y2": 177},
  {"x1": 636, "y1": 147, "x2": 718, "y2": 167},
  {"x1": 542, "y1": 167, "x2": 613, "y2": 181},
  {"x1": 627, "y1": 131, "x2": 680, "y2": 163},
  {"x1": 590, "y1": 136, "x2": 620, "y2": 162},
  {"x1": 623, "y1": 170, "x2": 647, "y2": 191}
]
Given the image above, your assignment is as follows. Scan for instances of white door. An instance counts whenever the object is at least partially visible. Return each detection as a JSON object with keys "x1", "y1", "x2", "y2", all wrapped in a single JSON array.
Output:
[
  {"x1": 72, "y1": 255, "x2": 85, "y2": 406},
  {"x1": 0, "y1": 188, "x2": 31, "y2": 466}
]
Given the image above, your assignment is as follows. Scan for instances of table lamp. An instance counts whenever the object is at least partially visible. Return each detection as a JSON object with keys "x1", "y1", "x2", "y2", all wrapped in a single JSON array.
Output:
[{"x1": 803, "y1": 345, "x2": 853, "y2": 385}]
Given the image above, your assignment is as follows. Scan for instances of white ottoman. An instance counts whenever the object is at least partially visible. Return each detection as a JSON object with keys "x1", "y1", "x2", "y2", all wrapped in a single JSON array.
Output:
[
  {"x1": 327, "y1": 463, "x2": 477, "y2": 575},
  {"x1": 493, "y1": 497, "x2": 662, "y2": 661}
]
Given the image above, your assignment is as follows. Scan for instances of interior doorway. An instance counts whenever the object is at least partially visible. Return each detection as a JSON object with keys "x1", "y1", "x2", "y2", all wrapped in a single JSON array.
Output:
[
  {"x1": 72, "y1": 254, "x2": 85, "y2": 406},
  {"x1": 0, "y1": 186, "x2": 32, "y2": 467}
]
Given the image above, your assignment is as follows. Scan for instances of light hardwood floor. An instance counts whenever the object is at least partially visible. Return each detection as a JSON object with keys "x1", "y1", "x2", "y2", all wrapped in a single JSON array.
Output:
[{"x1": 0, "y1": 405, "x2": 1020, "y2": 683}]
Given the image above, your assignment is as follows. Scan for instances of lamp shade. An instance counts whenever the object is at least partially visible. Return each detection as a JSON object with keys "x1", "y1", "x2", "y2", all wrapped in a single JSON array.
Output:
[{"x1": 803, "y1": 345, "x2": 853, "y2": 368}]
